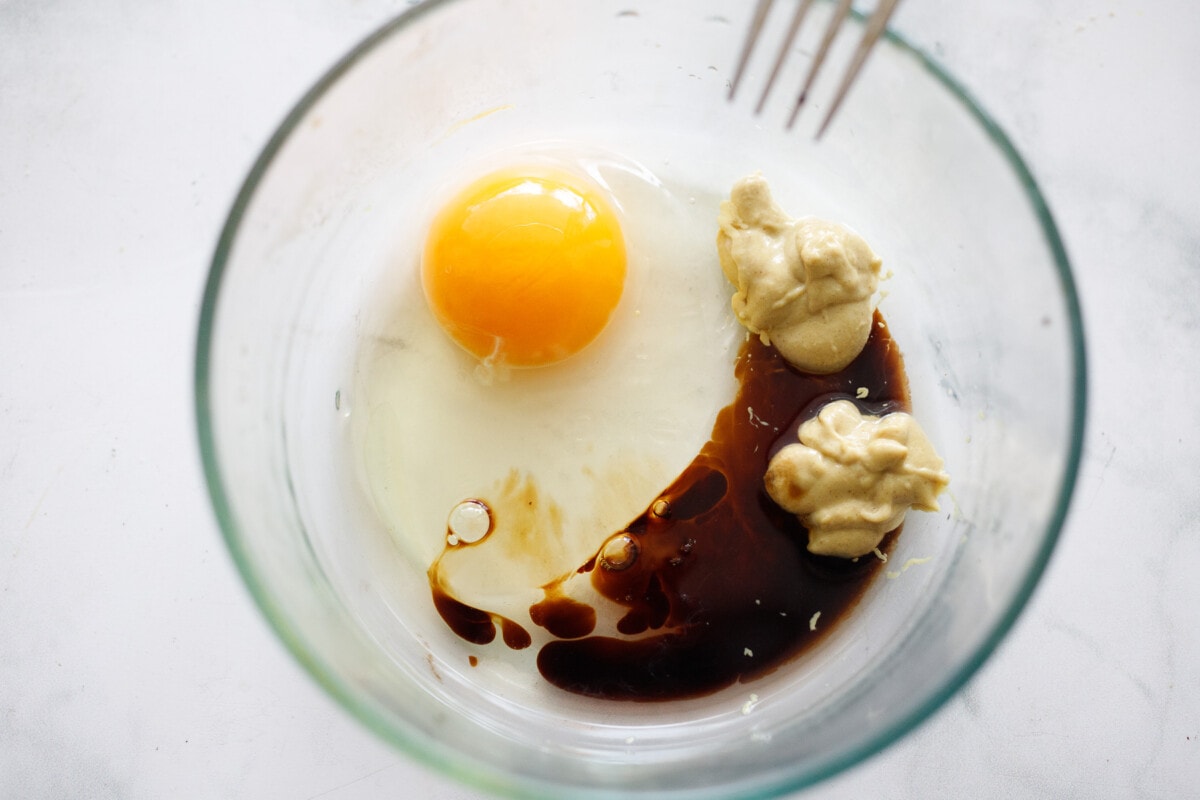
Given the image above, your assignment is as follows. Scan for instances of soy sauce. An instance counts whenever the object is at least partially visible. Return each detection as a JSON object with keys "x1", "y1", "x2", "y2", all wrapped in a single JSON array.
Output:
[{"x1": 433, "y1": 312, "x2": 909, "y2": 700}]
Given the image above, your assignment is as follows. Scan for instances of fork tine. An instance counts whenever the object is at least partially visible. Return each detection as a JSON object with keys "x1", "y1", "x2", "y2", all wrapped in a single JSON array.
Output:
[
  {"x1": 728, "y1": 0, "x2": 775, "y2": 100},
  {"x1": 733, "y1": 0, "x2": 903, "y2": 136},
  {"x1": 754, "y1": 0, "x2": 815, "y2": 114},
  {"x1": 786, "y1": 0, "x2": 854, "y2": 129},
  {"x1": 814, "y1": 0, "x2": 902, "y2": 138}
]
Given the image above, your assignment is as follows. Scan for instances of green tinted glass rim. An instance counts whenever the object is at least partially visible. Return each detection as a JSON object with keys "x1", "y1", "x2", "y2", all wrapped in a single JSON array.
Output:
[{"x1": 194, "y1": 2, "x2": 1087, "y2": 798}]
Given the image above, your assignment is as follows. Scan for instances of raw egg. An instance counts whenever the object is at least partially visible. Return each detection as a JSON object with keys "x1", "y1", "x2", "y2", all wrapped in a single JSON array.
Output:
[
  {"x1": 357, "y1": 147, "x2": 740, "y2": 677},
  {"x1": 421, "y1": 168, "x2": 627, "y2": 369}
]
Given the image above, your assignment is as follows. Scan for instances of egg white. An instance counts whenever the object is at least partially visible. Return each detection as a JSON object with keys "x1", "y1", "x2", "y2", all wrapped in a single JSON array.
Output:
[{"x1": 354, "y1": 143, "x2": 741, "y2": 623}]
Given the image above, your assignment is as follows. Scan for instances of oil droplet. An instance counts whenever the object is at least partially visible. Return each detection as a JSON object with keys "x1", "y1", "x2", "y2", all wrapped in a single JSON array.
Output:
[{"x1": 447, "y1": 500, "x2": 492, "y2": 546}]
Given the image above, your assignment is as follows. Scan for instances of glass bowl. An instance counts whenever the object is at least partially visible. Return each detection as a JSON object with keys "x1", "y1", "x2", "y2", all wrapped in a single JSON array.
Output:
[{"x1": 195, "y1": 1, "x2": 1086, "y2": 797}]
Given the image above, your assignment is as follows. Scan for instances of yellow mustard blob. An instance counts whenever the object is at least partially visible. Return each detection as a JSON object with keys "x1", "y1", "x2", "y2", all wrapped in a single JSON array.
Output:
[{"x1": 421, "y1": 168, "x2": 627, "y2": 368}]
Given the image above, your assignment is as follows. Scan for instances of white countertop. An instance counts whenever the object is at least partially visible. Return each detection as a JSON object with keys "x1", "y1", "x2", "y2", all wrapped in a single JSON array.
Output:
[{"x1": 2, "y1": 0, "x2": 1197, "y2": 797}]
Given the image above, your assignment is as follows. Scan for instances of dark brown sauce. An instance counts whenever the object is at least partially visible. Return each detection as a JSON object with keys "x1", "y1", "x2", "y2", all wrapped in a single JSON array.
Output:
[
  {"x1": 429, "y1": 587, "x2": 532, "y2": 650},
  {"x1": 431, "y1": 311, "x2": 909, "y2": 701},
  {"x1": 530, "y1": 587, "x2": 597, "y2": 639}
]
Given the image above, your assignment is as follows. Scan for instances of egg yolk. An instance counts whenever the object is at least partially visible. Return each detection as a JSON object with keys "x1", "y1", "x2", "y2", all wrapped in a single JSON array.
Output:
[{"x1": 421, "y1": 168, "x2": 627, "y2": 368}]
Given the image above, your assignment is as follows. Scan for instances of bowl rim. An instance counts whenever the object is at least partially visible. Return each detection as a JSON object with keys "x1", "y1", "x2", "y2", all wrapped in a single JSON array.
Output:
[{"x1": 193, "y1": 2, "x2": 1087, "y2": 797}]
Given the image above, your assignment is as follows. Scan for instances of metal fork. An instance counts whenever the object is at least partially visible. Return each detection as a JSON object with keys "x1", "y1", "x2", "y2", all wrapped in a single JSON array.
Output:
[{"x1": 728, "y1": 0, "x2": 902, "y2": 137}]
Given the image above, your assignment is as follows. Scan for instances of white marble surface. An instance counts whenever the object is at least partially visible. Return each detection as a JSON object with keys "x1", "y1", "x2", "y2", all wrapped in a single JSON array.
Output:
[{"x1": 2, "y1": 0, "x2": 1197, "y2": 797}]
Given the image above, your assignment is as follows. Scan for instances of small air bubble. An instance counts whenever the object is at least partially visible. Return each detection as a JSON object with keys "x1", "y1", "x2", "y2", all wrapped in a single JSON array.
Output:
[
  {"x1": 600, "y1": 533, "x2": 639, "y2": 571},
  {"x1": 652, "y1": 499, "x2": 670, "y2": 518},
  {"x1": 447, "y1": 500, "x2": 492, "y2": 545}
]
